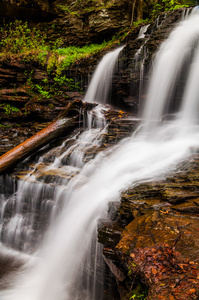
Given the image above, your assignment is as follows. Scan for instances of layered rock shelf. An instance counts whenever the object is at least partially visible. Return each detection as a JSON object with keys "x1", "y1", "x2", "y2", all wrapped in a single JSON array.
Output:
[{"x1": 98, "y1": 153, "x2": 199, "y2": 299}]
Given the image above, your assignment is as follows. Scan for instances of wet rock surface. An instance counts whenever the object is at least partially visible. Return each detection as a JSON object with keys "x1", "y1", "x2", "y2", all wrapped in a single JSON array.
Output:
[
  {"x1": 98, "y1": 153, "x2": 199, "y2": 299},
  {"x1": 11, "y1": 108, "x2": 137, "y2": 181},
  {"x1": 0, "y1": 246, "x2": 28, "y2": 288},
  {"x1": 37, "y1": 0, "x2": 131, "y2": 46},
  {"x1": 0, "y1": 107, "x2": 135, "y2": 254},
  {"x1": 112, "y1": 8, "x2": 188, "y2": 113}
]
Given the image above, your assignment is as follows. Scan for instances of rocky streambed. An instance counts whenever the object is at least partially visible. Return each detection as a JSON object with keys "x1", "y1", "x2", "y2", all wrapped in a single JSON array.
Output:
[{"x1": 1, "y1": 103, "x2": 199, "y2": 299}]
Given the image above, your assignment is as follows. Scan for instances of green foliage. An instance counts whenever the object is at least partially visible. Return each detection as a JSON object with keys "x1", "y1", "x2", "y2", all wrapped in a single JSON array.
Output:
[
  {"x1": 149, "y1": 0, "x2": 192, "y2": 19},
  {"x1": 0, "y1": 20, "x2": 48, "y2": 62},
  {"x1": 56, "y1": 42, "x2": 109, "y2": 71},
  {"x1": 25, "y1": 74, "x2": 82, "y2": 101},
  {"x1": 57, "y1": 4, "x2": 80, "y2": 16},
  {"x1": 128, "y1": 262, "x2": 137, "y2": 276},
  {"x1": 35, "y1": 85, "x2": 51, "y2": 99},
  {"x1": 0, "y1": 123, "x2": 11, "y2": 128},
  {"x1": 0, "y1": 104, "x2": 20, "y2": 115},
  {"x1": 47, "y1": 53, "x2": 59, "y2": 74},
  {"x1": 55, "y1": 31, "x2": 126, "y2": 73},
  {"x1": 129, "y1": 292, "x2": 146, "y2": 300},
  {"x1": 128, "y1": 284, "x2": 148, "y2": 300},
  {"x1": 53, "y1": 75, "x2": 74, "y2": 88},
  {"x1": 132, "y1": 19, "x2": 150, "y2": 28},
  {"x1": 0, "y1": 17, "x2": 126, "y2": 72},
  {"x1": 53, "y1": 75, "x2": 83, "y2": 92}
]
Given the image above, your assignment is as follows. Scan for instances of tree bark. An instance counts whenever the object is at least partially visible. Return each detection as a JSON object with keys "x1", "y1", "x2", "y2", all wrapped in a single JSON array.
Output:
[
  {"x1": 137, "y1": 0, "x2": 143, "y2": 21},
  {"x1": 0, "y1": 100, "x2": 93, "y2": 175},
  {"x1": 130, "y1": 0, "x2": 137, "y2": 27}
]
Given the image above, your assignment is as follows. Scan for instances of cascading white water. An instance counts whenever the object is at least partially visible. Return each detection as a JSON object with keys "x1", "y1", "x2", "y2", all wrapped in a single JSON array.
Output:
[
  {"x1": 0, "y1": 44, "x2": 125, "y2": 299},
  {"x1": 137, "y1": 24, "x2": 150, "y2": 39},
  {"x1": 0, "y1": 45, "x2": 124, "y2": 255},
  {"x1": 181, "y1": 7, "x2": 191, "y2": 20},
  {"x1": 63, "y1": 45, "x2": 125, "y2": 168},
  {"x1": 84, "y1": 46, "x2": 124, "y2": 105},
  {"x1": 1, "y1": 9, "x2": 199, "y2": 300},
  {"x1": 142, "y1": 10, "x2": 199, "y2": 125},
  {"x1": 1, "y1": 123, "x2": 199, "y2": 300},
  {"x1": 180, "y1": 45, "x2": 199, "y2": 125},
  {"x1": 134, "y1": 42, "x2": 149, "y2": 110},
  {"x1": 133, "y1": 24, "x2": 150, "y2": 114}
]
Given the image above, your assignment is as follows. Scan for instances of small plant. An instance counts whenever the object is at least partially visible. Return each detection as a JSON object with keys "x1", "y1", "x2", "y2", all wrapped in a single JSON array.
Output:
[
  {"x1": 0, "y1": 123, "x2": 11, "y2": 128},
  {"x1": 129, "y1": 285, "x2": 148, "y2": 300},
  {"x1": 132, "y1": 19, "x2": 149, "y2": 28},
  {"x1": 35, "y1": 85, "x2": 51, "y2": 99},
  {"x1": 128, "y1": 262, "x2": 137, "y2": 276},
  {"x1": 0, "y1": 104, "x2": 20, "y2": 115},
  {"x1": 130, "y1": 292, "x2": 146, "y2": 300},
  {"x1": 53, "y1": 75, "x2": 71, "y2": 86}
]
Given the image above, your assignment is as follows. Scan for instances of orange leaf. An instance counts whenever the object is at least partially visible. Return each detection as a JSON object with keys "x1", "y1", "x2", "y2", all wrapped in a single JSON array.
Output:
[
  {"x1": 188, "y1": 289, "x2": 196, "y2": 294},
  {"x1": 151, "y1": 267, "x2": 157, "y2": 275}
]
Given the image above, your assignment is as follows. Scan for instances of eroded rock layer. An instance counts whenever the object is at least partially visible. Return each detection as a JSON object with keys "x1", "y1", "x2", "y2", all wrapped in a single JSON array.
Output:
[{"x1": 98, "y1": 154, "x2": 199, "y2": 299}]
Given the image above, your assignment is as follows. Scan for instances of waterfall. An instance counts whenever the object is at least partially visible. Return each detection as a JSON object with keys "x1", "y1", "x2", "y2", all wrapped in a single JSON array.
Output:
[
  {"x1": 142, "y1": 11, "x2": 199, "y2": 125},
  {"x1": 134, "y1": 38, "x2": 149, "y2": 111},
  {"x1": 0, "y1": 44, "x2": 125, "y2": 299},
  {"x1": 137, "y1": 24, "x2": 150, "y2": 39},
  {"x1": 0, "y1": 45, "x2": 124, "y2": 254},
  {"x1": 1, "y1": 10, "x2": 199, "y2": 300},
  {"x1": 179, "y1": 41, "x2": 199, "y2": 125},
  {"x1": 84, "y1": 46, "x2": 124, "y2": 105}
]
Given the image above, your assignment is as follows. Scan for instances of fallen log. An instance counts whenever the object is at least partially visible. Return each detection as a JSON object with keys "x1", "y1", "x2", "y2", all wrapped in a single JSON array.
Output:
[{"x1": 0, "y1": 100, "x2": 95, "y2": 174}]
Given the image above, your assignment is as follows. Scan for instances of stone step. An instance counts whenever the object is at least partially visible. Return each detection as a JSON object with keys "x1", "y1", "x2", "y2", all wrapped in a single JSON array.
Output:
[
  {"x1": 13, "y1": 162, "x2": 81, "y2": 186},
  {"x1": 0, "y1": 95, "x2": 30, "y2": 102}
]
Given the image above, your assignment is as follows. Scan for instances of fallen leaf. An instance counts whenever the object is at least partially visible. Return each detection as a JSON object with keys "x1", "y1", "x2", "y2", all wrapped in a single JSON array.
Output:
[{"x1": 151, "y1": 267, "x2": 157, "y2": 275}]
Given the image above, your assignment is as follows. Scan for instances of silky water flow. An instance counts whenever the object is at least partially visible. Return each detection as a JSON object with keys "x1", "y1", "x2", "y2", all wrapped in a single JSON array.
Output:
[
  {"x1": 0, "y1": 45, "x2": 125, "y2": 299},
  {"x1": 1, "y1": 10, "x2": 199, "y2": 300}
]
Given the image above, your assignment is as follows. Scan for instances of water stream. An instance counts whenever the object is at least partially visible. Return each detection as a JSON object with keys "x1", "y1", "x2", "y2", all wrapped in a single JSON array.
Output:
[{"x1": 1, "y1": 9, "x2": 199, "y2": 300}]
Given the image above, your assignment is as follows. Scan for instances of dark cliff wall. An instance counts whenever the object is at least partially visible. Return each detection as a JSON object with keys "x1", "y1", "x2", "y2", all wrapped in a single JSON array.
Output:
[{"x1": 0, "y1": 0, "x2": 131, "y2": 45}]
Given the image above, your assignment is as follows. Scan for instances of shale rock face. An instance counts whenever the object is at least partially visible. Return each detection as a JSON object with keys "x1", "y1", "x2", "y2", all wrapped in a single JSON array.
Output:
[
  {"x1": 37, "y1": 0, "x2": 131, "y2": 45},
  {"x1": 0, "y1": 0, "x2": 131, "y2": 45},
  {"x1": 0, "y1": 0, "x2": 57, "y2": 22},
  {"x1": 98, "y1": 154, "x2": 199, "y2": 299}
]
